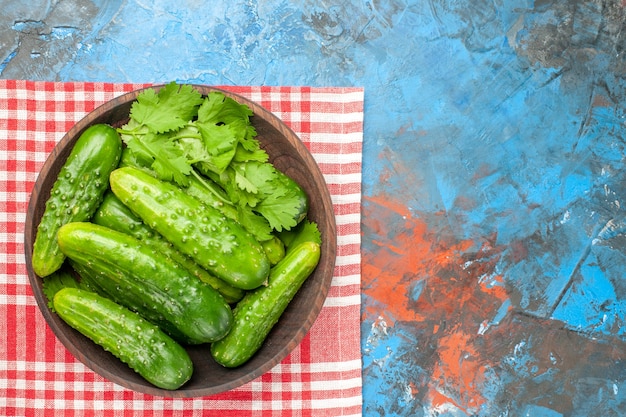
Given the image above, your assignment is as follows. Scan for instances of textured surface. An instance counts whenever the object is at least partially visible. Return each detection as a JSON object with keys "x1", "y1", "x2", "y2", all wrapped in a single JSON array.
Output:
[{"x1": 3, "y1": 0, "x2": 626, "y2": 415}]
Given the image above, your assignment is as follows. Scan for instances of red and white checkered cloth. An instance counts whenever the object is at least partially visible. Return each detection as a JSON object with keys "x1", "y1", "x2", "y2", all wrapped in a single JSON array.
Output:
[{"x1": 0, "y1": 80, "x2": 363, "y2": 416}]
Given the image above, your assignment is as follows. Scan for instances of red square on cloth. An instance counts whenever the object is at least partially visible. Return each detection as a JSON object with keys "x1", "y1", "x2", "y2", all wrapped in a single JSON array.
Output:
[{"x1": 0, "y1": 80, "x2": 363, "y2": 416}]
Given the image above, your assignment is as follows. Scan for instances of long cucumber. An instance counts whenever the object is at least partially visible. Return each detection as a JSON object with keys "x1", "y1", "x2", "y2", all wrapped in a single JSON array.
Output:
[
  {"x1": 120, "y1": 147, "x2": 285, "y2": 265},
  {"x1": 92, "y1": 191, "x2": 244, "y2": 304},
  {"x1": 210, "y1": 241, "x2": 321, "y2": 368},
  {"x1": 66, "y1": 259, "x2": 192, "y2": 344},
  {"x1": 32, "y1": 124, "x2": 122, "y2": 277},
  {"x1": 109, "y1": 166, "x2": 270, "y2": 290},
  {"x1": 53, "y1": 287, "x2": 193, "y2": 390},
  {"x1": 57, "y1": 221, "x2": 233, "y2": 344},
  {"x1": 119, "y1": 147, "x2": 238, "y2": 219}
]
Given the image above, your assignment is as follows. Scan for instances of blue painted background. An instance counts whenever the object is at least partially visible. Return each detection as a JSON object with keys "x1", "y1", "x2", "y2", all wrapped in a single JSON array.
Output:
[{"x1": 3, "y1": 0, "x2": 626, "y2": 415}]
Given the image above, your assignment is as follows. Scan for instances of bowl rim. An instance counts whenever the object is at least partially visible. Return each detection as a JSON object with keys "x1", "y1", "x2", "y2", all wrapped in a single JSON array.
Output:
[{"x1": 23, "y1": 84, "x2": 337, "y2": 397}]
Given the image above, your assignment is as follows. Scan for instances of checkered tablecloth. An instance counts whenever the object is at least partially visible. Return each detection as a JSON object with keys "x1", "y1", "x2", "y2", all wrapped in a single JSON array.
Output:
[{"x1": 0, "y1": 80, "x2": 363, "y2": 416}]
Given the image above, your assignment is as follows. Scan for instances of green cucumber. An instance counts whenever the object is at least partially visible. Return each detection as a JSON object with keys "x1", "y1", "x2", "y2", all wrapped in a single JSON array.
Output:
[
  {"x1": 65, "y1": 258, "x2": 200, "y2": 341},
  {"x1": 121, "y1": 147, "x2": 285, "y2": 264},
  {"x1": 210, "y1": 241, "x2": 321, "y2": 368},
  {"x1": 109, "y1": 166, "x2": 270, "y2": 290},
  {"x1": 119, "y1": 147, "x2": 237, "y2": 218},
  {"x1": 57, "y1": 221, "x2": 233, "y2": 344},
  {"x1": 93, "y1": 191, "x2": 244, "y2": 304},
  {"x1": 261, "y1": 235, "x2": 286, "y2": 266},
  {"x1": 32, "y1": 124, "x2": 122, "y2": 277},
  {"x1": 53, "y1": 287, "x2": 193, "y2": 390}
]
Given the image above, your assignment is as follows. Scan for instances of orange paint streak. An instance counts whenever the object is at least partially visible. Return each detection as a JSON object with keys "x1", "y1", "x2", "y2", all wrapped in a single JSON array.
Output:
[
  {"x1": 428, "y1": 388, "x2": 467, "y2": 414},
  {"x1": 367, "y1": 192, "x2": 413, "y2": 218},
  {"x1": 363, "y1": 192, "x2": 513, "y2": 412},
  {"x1": 362, "y1": 194, "x2": 490, "y2": 323},
  {"x1": 592, "y1": 94, "x2": 612, "y2": 107},
  {"x1": 430, "y1": 331, "x2": 487, "y2": 411},
  {"x1": 361, "y1": 262, "x2": 418, "y2": 324},
  {"x1": 362, "y1": 195, "x2": 440, "y2": 323},
  {"x1": 479, "y1": 274, "x2": 509, "y2": 302}
]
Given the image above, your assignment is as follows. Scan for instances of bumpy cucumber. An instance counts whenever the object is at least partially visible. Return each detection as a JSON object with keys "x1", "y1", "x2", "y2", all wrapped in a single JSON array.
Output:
[
  {"x1": 32, "y1": 124, "x2": 122, "y2": 277},
  {"x1": 120, "y1": 148, "x2": 285, "y2": 265},
  {"x1": 65, "y1": 257, "x2": 197, "y2": 340},
  {"x1": 210, "y1": 241, "x2": 321, "y2": 368},
  {"x1": 92, "y1": 191, "x2": 244, "y2": 304},
  {"x1": 53, "y1": 287, "x2": 193, "y2": 390},
  {"x1": 261, "y1": 235, "x2": 286, "y2": 266},
  {"x1": 57, "y1": 222, "x2": 233, "y2": 344},
  {"x1": 119, "y1": 147, "x2": 237, "y2": 218},
  {"x1": 109, "y1": 166, "x2": 270, "y2": 290}
]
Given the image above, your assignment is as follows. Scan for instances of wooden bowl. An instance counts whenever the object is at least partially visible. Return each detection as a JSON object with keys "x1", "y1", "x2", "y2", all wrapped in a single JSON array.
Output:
[{"x1": 23, "y1": 85, "x2": 337, "y2": 397}]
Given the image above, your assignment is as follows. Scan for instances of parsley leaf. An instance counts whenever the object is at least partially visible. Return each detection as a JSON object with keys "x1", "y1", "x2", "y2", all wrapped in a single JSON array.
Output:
[
  {"x1": 278, "y1": 219, "x2": 322, "y2": 251},
  {"x1": 194, "y1": 122, "x2": 238, "y2": 173},
  {"x1": 237, "y1": 206, "x2": 274, "y2": 242},
  {"x1": 233, "y1": 143, "x2": 268, "y2": 163},
  {"x1": 43, "y1": 269, "x2": 90, "y2": 312},
  {"x1": 119, "y1": 82, "x2": 309, "y2": 236},
  {"x1": 125, "y1": 130, "x2": 191, "y2": 187},
  {"x1": 130, "y1": 82, "x2": 204, "y2": 133},
  {"x1": 233, "y1": 161, "x2": 274, "y2": 195},
  {"x1": 197, "y1": 91, "x2": 253, "y2": 123},
  {"x1": 255, "y1": 186, "x2": 302, "y2": 232},
  {"x1": 152, "y1": 146, "x2": 192, "y2": 186}
]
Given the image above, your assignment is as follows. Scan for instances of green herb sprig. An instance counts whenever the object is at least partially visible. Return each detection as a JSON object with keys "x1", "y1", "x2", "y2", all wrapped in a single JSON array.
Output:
[{"x1": 117, "y1": 82, "x2": 306, "y2": 240}]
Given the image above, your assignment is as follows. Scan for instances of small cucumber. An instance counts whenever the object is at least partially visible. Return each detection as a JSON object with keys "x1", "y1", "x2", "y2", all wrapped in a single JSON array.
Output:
[
  {"x1": 261, "y1": 235, "x2": 286, "y2": 266},
  {"x1": 210, "y1": 241, "x2": 321, "y2": 368},
  {"x1": 32, "y1": 124, "x2": 122, "y2": 277},
  {"x1": 57, "y1": 222, "x2": 233, "y2": 344},
  {"x1": 93, "y1": 191, "x2": 244, "y2": 304},
  {"x1": 109, "y1": 166, "x2": 270, "y2": 290},
  {"x1": 53, "y1": 287, "x2": 193, "y2": 390}
]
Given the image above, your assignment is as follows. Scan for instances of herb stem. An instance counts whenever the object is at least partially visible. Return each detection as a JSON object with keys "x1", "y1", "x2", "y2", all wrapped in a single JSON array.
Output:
[
  {"x1": 190, "y1": 169, "x2": 234, "y2": 207},
  {"x1": 132, "y1": 136, "x2": 159, "y2": 160},
  {"x1": 169, "y1": 132, "x2": 202, "y2": 141}
]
